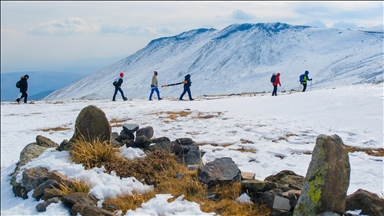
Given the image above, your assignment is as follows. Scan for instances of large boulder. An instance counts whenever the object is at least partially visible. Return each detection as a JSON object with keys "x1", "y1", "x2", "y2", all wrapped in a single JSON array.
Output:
[
  {"x1": 293, "y1": 134, "x2": 351, "y2": 216},
  {"x1": 70, "y1": 105, "x2": 112, "y2": 144},
  {"x1": 134, "y1": 126, "x2": 154, "y2": 148},
  {"x1": 172, "y1": 138, "x2": 202, "y2": 166}
]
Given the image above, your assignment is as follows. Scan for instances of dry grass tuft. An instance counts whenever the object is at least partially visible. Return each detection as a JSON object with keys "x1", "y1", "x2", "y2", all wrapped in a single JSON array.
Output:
[
  {"x1": 38, "y1": 126, "x2": 71, "y2": 132},
  {"x1": 69, "y1": 138, "x2": 119, "y2": 169},
  {"x1": 151, "y1": 110, "x2": 192, "y2": 120},
  {"x1": 110, "y1": 117, "x2": 132, "y2": 128},
  {"x1": 103, "y1": 191, "x2": 156, "y2": 213},
  {"x1": 196, "y1": 112, "x2": 222, "y2": 119},
  {"x1": 56, "y1": 179, "x2": 91, "y2": 196},
  {"x1": 68, "y1": 138, "x2": 271, "y2": 215},
  {"x1": 237, "y1": 147, "x2": 256, "y2": 154},
  {"x1": 344, "y1": 144, "x2": 384, "y2": 157}
]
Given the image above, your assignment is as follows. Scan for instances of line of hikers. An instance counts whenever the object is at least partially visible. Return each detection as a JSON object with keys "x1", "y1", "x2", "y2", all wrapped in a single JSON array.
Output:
[
  {"x1": 112, "y1": 71, "x2": 194, "y2": 101},
  {"x1": 270, "y1": 70, "x2": 312, "y2": 96},
  {"x1": 112, "y1": 70, "x2": 313, "y2": 101},
  {"x1": 14, "y1": 70, "x2": 312, "y2": 103}
]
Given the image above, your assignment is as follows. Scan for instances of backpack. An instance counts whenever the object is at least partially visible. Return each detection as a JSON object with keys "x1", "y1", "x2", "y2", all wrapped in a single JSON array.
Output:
[
  {"x1": 16, "y1": 81, "x2": 21, "y2": 88},
  {"x1": 299, "y1": 74, "x2": 305, "y2": 83},
  {"x1": 270, "y1": 74, "x2": 276, "y2": 83},
  {"x1": 113, "y1": 81, "x2": 117, "y2": 86}
]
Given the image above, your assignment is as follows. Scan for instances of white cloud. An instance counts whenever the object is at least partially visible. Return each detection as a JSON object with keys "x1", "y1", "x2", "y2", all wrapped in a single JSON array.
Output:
[
  {"x1": 27, "y1": 17, "x2": 98, "y2": 35},
  {"x1": 1, "y1": 29, "x2": 17, "y2": 35},
  {"x1": 231, "y1": 10, "x2": 256, "y2": 21}
]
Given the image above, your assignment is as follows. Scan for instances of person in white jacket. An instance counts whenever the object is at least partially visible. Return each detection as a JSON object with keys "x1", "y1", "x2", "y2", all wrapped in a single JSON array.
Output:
[{"x1": 149, "y1": 71, "x2": 162, "y2": 101}]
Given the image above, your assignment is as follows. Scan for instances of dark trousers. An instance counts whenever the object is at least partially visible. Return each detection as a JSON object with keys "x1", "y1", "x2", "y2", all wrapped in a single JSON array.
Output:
[
  {"x1": 113, "y1": 87, "x2": 126, "y2": 100},
  {"x1": 272, "y1": 85, "x2": 278, "y2": 96},
  {"x1": 302, "y1": 84, "x2": 307, "y2": 92},
  {"x1": 180, "y1": 86, "x2": 192, "y2": 100},
  {"x1": 19, "y1": 90, "x2": 28, "y2": 103}
]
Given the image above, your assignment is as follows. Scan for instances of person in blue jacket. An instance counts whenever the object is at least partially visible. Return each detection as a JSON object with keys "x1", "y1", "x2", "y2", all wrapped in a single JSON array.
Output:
[
  {"x1": 112, "y1": 72, "x2": 128, "y2": 101},
  {"x1": 179, "y1": 74, "x2": 194, "y2": 100}
]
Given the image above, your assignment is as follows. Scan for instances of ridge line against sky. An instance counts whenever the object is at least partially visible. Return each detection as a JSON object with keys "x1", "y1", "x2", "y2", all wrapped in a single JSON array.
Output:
[{"x1": 1, "y1": 1, "x2": 383, "y2": 74}]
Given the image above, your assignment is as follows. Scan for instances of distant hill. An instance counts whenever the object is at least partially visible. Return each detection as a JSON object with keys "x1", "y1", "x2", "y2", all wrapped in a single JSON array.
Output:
[
  {"x1": 44, "y1": 22, "x2": 383, "y2": 100},
  {"x1": 1, "y1": 72, "x2": 90, "y2": 102}
]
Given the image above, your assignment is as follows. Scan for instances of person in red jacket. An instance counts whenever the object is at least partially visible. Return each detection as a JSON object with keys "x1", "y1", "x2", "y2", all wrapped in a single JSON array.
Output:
[{"x1": 272, "y1": 72, "x2": 281, "y2": 96}]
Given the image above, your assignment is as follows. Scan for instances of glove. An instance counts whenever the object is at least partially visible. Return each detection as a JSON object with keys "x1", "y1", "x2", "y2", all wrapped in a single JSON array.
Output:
[
  {"x1": 309, "y1": 79, "x2": 313, "y2": 81},
  {"x1": 279, "y1": 84, "x2": 281, "y2": 86}
]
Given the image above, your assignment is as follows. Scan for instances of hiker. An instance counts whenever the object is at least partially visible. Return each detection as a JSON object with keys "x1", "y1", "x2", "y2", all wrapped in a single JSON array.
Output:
[
  {"x1": 300, "y1": 70, "x2": 312, "y2": 92},
  {"x1": 149, "y1": 71, "x2": 162, "y2": 101},
  {"x1": 16, "y1": 74, "x2": 29, "y2": 104},
  {"x1": 179, "y1": 74, "x2": 194, "y2": 100},
  {"x1": 112, "y1": 72, "x2": 128, "y2": 101},
  {"x1": 271, "y1": 72, "x2": 281, "y2": 96}
]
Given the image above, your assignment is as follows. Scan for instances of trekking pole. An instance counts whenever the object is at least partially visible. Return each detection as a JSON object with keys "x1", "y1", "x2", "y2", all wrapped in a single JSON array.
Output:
[{"x1": 310, "y1": 80, "x2": 312, "y2": 91}]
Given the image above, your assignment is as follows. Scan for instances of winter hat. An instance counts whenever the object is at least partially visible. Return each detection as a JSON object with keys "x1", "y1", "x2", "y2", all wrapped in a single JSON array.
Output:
[
  {"x1": 24, "y1": 74, "x2": 29, "y2": 79},
  {"x1": 305, "y1": 70, "x2": 309, "y2": 74},
  {"x1": 154, "y1": 71, "x2": 158, "y2": 75},
  {"x1": 120, "y1": 72, "x2": 124, "y2": 77}
]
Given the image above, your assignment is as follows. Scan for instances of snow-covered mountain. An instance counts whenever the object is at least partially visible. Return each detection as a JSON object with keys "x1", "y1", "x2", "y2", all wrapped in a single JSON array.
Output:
[{"x1": 44, "y1": 22, "x2": 383, "y2": 100}]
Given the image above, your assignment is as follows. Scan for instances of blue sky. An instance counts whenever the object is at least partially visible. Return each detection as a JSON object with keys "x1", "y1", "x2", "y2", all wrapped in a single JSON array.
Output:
[{"x1": 1, "y1": 1, "x2": 383, "y2": 74}]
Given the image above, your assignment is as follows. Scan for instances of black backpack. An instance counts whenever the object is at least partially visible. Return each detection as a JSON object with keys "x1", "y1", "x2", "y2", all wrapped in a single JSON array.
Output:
[
  {"x1": 270, "y1": 74, "x2": 276, "y2": 83},
  {"x1": 16, "y1": 81, "x2": 21, "y2": 88}
]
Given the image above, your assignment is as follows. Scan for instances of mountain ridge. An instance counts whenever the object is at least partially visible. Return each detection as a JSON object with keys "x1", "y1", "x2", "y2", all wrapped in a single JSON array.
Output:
[{"x1": 44, "y1": 22, "x2": 383, "y2": 100}]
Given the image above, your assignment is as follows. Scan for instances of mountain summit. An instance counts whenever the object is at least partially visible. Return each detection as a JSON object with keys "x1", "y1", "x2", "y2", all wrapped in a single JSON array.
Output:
[{"x1": 44, "y1": 22, "x2": 383, "y2": 100}]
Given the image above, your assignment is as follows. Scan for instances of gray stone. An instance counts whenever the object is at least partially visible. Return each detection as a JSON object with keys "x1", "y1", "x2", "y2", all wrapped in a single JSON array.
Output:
[
  {"x1": 346, "y1": 189, "x2": 384, "y2": 216},
  {"x1": 36, "y1": 135, "x2": 59, "y2": 148},
  {"x1": 32, "y1": 179, "x2": 59, "y2": 201},
  {"x1": 198, "y1": 157, "x2": 241, "y2": 187},
  {"x1": 293, "y1": 134, "x2": 351, "y2": 216},
  {"x1": 264, "y1": 170, "x2": 305, "y2": 190},
  {"x1": 22, "y1": 167, "x2": 49, "y2": 192},
  {"x1": 70, "y1": 105, "x2": 112, "y2": 144},
  {"x1": 35, "y1": 197, "x2": 61, "y2": 212}
]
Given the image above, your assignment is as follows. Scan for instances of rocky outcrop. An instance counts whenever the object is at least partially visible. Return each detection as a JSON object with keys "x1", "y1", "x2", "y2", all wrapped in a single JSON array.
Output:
[
  {"x1": 293, "y1": 134, "x2": 351, "y2": 216},
  {"x1": 10, "y1": 135, "x2": 59, "y2": 199}
]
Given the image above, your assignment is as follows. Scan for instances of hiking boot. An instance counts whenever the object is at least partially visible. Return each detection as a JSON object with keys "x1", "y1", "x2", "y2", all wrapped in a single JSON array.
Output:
[
  {"x1": 149, "y1": 99, "x2": 152, "y2": 101},
  {"x1": 16, "y1": 98, "x2": 20, "y2": 104},
  {"x1": 190, "y1": 99, "x2": 194, "y2": 101},
  {"x1": 159, "y1": 98, "x2": 162, "y2": 100},
  {"x1": 123, "y1": 97, "x2": 128, "y2": 101}
]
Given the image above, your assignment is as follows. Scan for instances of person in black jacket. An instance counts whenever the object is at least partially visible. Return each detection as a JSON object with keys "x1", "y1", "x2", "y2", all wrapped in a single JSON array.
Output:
[
  {"x1": 112, "y1": 72, "x2": 128, "y2": 101},
  {"x1": 16, "y1": 74, "x2": 29, "y2": 104},
  {"x1": 179, "y1": 74, "x2": 194, "y2": 101}
]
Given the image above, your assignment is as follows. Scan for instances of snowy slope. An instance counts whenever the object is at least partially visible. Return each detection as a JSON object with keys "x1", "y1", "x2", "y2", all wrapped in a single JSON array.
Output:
[{"x1": 44, "y1": 22, "x2": 383, "y2": 100}]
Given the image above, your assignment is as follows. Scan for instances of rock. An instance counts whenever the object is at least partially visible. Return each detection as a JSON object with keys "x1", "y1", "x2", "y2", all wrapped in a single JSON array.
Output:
[
  {"x1": 241, "y1": 172, "x2": 256, "y2": 180},
  {"x1": 147, "y1": 137, "x2": 173, "y2": 153},
  {"x1": 22, "y1": 167, "x2": 49, "y2": 192},
  {"x1": 32, "y1": 179, "x2": 59, "y2": 201},
  {"x1": 261, "y1": 188, "x2": 283, "y2": 208},
  {"x1": 61, "y1": 192, "x2": 98, "y2": 209},
  {"x1": 43, "y1": 188, "x2": 63, "y2": 201},
  {"x1": 198, "y1": 157, "x2": 241, "y2": 187},
  {"x1": 57, "y1": 139, "x2": 70, "y2": 151},
  {"x1": 35, "y1": 197, "x2": 61, "y2": 212},
  {"x1": 135, "y1": 126, "x2": 154, "y2": 140},
  {"x1": 47, "y1": 171, "x2": 75, "y2": 187},
  {"x1": 293, "y1": 134, "x2": 351, "y2": 216},
  {"x1": 36, "y1": 135, "x2": 59, "y2": 148},
  {"x1": 71, "y1": 202, "x2": 115, "y2": 216},
  {"x1": 70, "y1": 105, "x2": 112, "y2": 145},
  {"x1": 345, "y1": 189, "x2": 384, "y2": 216},
  {"x1": 264, "y1": 170, "x2": 305, "y2": 190}
]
